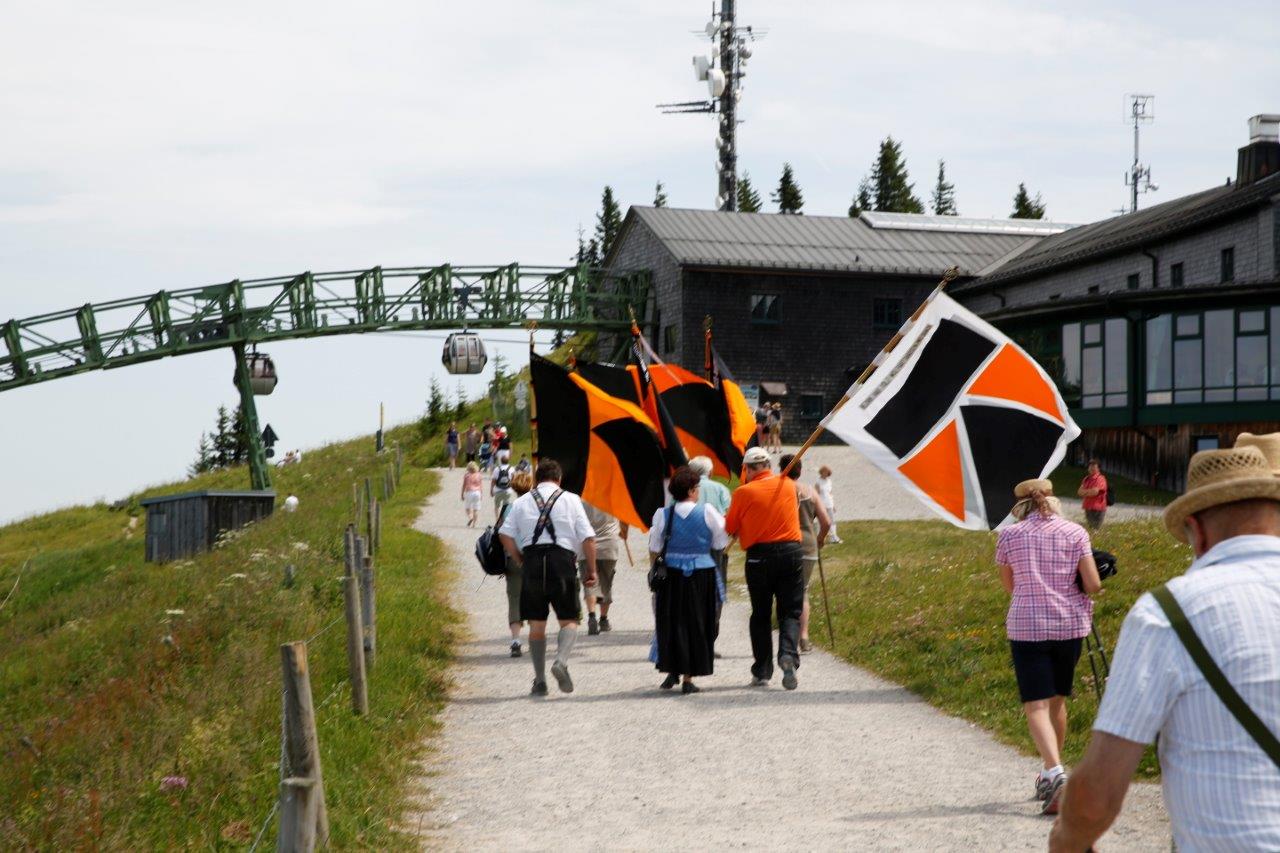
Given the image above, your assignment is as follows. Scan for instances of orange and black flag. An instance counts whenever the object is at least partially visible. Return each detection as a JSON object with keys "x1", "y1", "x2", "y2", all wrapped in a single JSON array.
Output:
[
  {"x1": 529, "y1": 352, "x2": 666, "y2": 531},
  {"x1": 824, "y1": 293, "x2": 1080, "y2": 530}
]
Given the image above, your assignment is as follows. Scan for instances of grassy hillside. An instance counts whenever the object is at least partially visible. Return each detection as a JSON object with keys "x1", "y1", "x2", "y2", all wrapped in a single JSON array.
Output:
[
  {"x1": 811, "y1": 517, "x2": 1191, "y2": 778},
  {"x1": 0, "y1": 421, "x2": 461, "y2": 849}
]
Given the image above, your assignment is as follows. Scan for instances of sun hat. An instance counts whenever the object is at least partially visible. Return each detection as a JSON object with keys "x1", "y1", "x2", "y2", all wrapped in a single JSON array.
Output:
[
  {"x1": 1234, "y1": 432, "x2": 1280, "y2": 475},
  {"x1": 743, "y1": 447, "x2": 771, "y2": 466},
  {"x1": 1010, "y1": 478, "x2": 1059, "y2": 520},
  {"x1": 1014, "y1": 478, "x2": 1053, "y2": 499},
  {"x1": 1163, "y1": 446, "x2": 1280, "y2": 542}
]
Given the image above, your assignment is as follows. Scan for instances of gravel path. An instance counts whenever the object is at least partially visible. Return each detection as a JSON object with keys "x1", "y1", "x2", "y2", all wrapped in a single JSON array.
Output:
[{"x1": 407, "y1": 466, "x2": 1170, "y2": 850}]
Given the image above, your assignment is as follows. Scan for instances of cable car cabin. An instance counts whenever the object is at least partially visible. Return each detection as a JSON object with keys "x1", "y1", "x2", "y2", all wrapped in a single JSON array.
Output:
[
  {"x1": 442, "y1": 333, "x2": 488, "y2": 374},
  {"x1": 247, "y1": 353, "x2": 278, "y2": 395}
]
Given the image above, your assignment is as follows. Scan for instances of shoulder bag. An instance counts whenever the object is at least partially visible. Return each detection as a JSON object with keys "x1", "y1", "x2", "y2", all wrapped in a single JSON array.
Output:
[{"x1": 648, "y1": 506, "x2": 676, "y2": 592}]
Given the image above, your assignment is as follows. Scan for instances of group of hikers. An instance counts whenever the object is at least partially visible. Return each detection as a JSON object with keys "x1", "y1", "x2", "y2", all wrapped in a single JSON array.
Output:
[
  {"x1": 445, "y1": 421, "x2": 521, "y2": 473},
  {"x1": 449, "y1": 431, "x2": 1279, "y2": 849}
]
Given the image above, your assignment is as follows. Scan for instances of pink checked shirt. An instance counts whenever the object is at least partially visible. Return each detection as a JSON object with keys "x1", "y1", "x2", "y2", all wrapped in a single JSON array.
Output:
[{"x1": 995, "y1": 513, "x2": 1093, "y2": 641}]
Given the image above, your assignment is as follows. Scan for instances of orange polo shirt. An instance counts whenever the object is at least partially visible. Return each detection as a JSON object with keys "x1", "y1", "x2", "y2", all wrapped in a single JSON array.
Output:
[{"x1": 724, "y1": 471, "x2": 801, "y2": 549}]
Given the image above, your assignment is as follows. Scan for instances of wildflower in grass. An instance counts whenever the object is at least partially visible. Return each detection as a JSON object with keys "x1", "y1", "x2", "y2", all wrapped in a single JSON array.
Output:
[{"x1": 160, "y1": 775, "x2": 188, "y2": 791}]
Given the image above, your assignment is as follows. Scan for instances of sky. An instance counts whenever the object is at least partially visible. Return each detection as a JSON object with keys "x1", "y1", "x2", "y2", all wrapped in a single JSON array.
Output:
[{"x1": 2, "y1": 0, "x2": 1278, "y2": 523}]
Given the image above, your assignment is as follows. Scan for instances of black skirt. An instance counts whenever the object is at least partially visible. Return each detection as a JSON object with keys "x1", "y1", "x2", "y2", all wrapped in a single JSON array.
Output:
[{"x1": 655, "y1": 568, "x2": 719, "y2": 677}]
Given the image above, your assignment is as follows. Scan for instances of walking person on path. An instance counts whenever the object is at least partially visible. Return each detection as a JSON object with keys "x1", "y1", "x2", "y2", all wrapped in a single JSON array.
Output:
[
  {"x1": 651, "y1": 466, "x2": 730, "y2": 694},
  {"x1": 688, "y1": 456, "x2": 731, "y2": 637},
  {"x1": 501, "y1": 470, "x2": 534, "y2": 658},
  {"x1": 996, "y1": 478, "x2": 1102, "y2": 816},
  {"x1": 581, "y1": 503, "x2": 620, "y2": 635},
  {"x1": 499, "y1": 459, "x2": 598, "y2": 696},
  {"x1": 1051, "y1": 445, "x2": 1280, "y2": 851},
  {"x1": 1077, "y1": 459, "x2": 1108, "y2": 530},
  {"x1": 461, "y1": 462, "x2": 484, "y2": 528},
  {"x1": 445, "y1": 422, "x2": 460, "y2": 470},
  {"x1": 780, "y1": 454, "x2": 830, "y2": 655},
  {"x1": 724, "y1": 446, "x2": 805, "y2": 690},
  {"x1": 490, "y1": 455, "x2": 516, "y2": 522},
  {"x1": 815, "y1": 465, "x2": 843, "y2": 544},
  {"x1": 767, "y1": 403, "x2": 783, "y2": 454},
  {"x1": 463, "y1": 423, "x2": 480, "y2": 464}
]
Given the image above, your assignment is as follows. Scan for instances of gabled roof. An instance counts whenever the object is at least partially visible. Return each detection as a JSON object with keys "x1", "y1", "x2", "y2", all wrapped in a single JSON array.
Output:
[
  {"x1": 964, "y1": 171, "x2": 1280, "y2": 289},
  {"x1": 612, "y1": 207, "x2": 1070, "y2": 278}
]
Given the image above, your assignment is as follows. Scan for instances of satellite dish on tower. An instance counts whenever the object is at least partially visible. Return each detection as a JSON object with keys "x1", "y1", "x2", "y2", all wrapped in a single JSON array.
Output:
[
  {"x1": 707, "y1": 68, "x2": 727, "y2": 98},
  {"x1": 692, "y1": 55, "x2": 712, "y2": 81},
  {"x1": 705, "y1": 20, "x2": 719, "y2": 37}
]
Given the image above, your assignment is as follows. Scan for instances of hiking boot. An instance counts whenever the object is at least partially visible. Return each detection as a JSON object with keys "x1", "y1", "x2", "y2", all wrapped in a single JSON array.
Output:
[
  {"x1": 599, "y1": 615, "x2": 612, "y2": 632},
  {"x1": 587, "y1": 613, "x2": 600, "y2": 636},
  {"x1": 1041, "y1": 775, "x2": 1066, "y2": 815},
  {"x1": 530, "y1": 679, "x2": 548, "y2": 697},
  {"x1": 799, "y1": 638, "x2": 814, "y2": 655},
  {"x1": 550, "y1": 660, "x2": 574, "y2": 693},
  {"x1": 1033, "y1": 774, "x2": 1053, "y2": 802},
  {"x1": 781, "y1": 660, "x2": 798, "y2": 691},
  {"x1": 509, "y1": 641, "x2": 522, "y2": 658},
  {"x1": 660, "y1": 673, "x2": 680, "y2": 690}
]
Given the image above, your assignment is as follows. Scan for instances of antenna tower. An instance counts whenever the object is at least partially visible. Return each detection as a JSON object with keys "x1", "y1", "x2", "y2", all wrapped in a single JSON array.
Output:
[
  {"x1": 657, "y1": 1, "x2": 762, "y2": 211},
  {"x1": 1123, "y1": 94, "x2": 1158, "y2": 213}
]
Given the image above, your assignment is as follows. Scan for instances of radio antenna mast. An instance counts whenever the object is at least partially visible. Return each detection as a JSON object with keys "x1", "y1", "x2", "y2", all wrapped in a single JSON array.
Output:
[
  {"x1": 656, "y1": 1, "x2": 763, "y2": 211},
  {"x1": 1123, "y1": 94, "x2": 1158, "y2": 214}
]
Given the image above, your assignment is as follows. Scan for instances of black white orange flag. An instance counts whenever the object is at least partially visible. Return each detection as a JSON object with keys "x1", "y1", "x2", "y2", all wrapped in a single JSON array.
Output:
[
  {"x1": 823, "y1": 293, "x2": 1080, "y2": 530},
  {"x1": 529, "y1": 352, "x2": 666, "y2": 531}
]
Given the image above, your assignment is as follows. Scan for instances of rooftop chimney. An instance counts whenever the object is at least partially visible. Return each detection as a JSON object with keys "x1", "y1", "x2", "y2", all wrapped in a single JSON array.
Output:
[{"x1": 1237, "y1": 113, "x2": 1280, "y2": 186}]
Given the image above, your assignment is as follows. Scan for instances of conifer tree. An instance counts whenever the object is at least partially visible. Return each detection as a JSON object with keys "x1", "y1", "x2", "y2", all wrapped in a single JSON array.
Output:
[
  {"x1": 930, "y1": 159, "x2": 958, "y2": 215},
  {"x1": 230, "y1": 404, "x2": 249, "y2": 465},
  {"x1": 736, "y1": 173, "x2": 762, "y2": 212},
  {"x1": 594, "y1": 186, "x2": 624, "y2": 260},
  {"x1": 455, "y1": 381, "x2": 467, "y2": 420},
  {"x1": 189, "y1": 432, "x2": 214, "y2": 476},
  {"x1": 574, "y1": 225, "x2": 599, "y2": 268},
  {"x1": 653, "y1": 181, "x2": 668, "y2": 208},
  {"x1": 869, "y1": 137, "x2": 924, "y2": 213},
  {"x1": 848, "y1": 176, "x2": 873, "y2": 217},
  {"x1": 427, "y1": 377, "x2": 446, "y2": 427},
  {"x1": 211, "y1": 405, "x2": 234, "y2": 468},
  {"x1": 1011, "y1": 183, "x2": 1047, "y2": 219},
  {"x1": 771, "y1": 163, "x2": 804, "y2": 214}
]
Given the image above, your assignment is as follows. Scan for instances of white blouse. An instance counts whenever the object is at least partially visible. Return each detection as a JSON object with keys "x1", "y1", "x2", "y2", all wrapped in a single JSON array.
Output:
[{"x1": 648, "y1": 501, "x2": 730, "y2": 552}]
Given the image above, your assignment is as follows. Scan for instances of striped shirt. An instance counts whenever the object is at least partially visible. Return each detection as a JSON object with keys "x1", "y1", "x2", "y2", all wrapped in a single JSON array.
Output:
[
  {"x1": 1093, "y1": 535, "x2": 1280, "y2": 851},
  {"x1": 995, "y1": 513, "x2": 1093, "y2": 641}
]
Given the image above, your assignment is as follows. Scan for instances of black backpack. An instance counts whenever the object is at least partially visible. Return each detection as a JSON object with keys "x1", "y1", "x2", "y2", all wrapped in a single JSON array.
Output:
[
  {"x1": 494, "y1": 465, "x2": 512, "y2": 490},
  {"x1": 476, "y1": 505, "x2": 511, "y2": 576},
  {"x1": 1105, "y1": 486, "x2": 1116, "y2": 507}
]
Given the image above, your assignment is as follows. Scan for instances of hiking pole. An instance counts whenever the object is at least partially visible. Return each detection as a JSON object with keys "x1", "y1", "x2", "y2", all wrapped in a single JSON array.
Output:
[
  {"x1": 1084, "y1": 632, "x2": 1104, "y2": 703},
  {"x1": 816, "y1": 548, "x2": 836, "y2": 649}
]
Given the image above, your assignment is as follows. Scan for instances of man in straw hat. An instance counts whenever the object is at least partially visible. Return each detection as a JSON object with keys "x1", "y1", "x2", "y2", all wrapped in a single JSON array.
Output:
[{"x1": 1050, "y1": 446, "x2": 1280, "y2": 851}]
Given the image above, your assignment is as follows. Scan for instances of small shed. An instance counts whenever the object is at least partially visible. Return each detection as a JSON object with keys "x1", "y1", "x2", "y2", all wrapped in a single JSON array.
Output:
[{"x1": 140, "y1": 490, "x2": 276, "y2": 563}]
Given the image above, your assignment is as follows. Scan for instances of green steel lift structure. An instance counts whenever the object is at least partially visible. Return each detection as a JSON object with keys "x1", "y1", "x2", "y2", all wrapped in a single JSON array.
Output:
[{"x1": 2, "y1": 264, "x2": 651, "y2": 491}]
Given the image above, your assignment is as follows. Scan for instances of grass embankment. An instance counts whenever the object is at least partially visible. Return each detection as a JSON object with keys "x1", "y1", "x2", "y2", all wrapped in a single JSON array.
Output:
[
  {"x1": 0, "y1": 424, "x2": 460, "y2": 849},
  {"x1": 813, "y1": 518, "x2": 1192, "y2": 778},
  {"x1": 1049, "y1": 464, "x2": 1176, "y2": 507}
]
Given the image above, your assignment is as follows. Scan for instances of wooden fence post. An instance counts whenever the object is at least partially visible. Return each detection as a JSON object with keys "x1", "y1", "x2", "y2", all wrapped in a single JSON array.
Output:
[
  {"x1": 373, "y1": 499, "x2": 382, "y2": 554},
  {"x1": 363, "y1": 478, "x2": 372, "y2": 532},
  {"x1": 342, "y1": 524, "x2": 357, "y2": 577},
  {"x1": 366, "y1": 497, "x2": 377, "y2": 556},
  {"x1": 278, "y1": 642, "x2": 328, "y2": 851},
  {"x1": 342, "y1": 576, "x2": 369, "y2": 715},
  {"x1": 358, "y1": 540, "x2": 376, "y2": 666},
  {"x1": 395, "y1": 447, "x2": 403, "y2": 484}
]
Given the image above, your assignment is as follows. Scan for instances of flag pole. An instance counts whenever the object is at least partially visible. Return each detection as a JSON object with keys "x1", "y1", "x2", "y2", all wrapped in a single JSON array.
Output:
[
  {"x1": 779, "y1": 265, "x2": 959, "y2": 481},
  {"x1": 704, "y1": 315, "x2": 714, "y2": 381},
  {"x1": 816, "y1": 547, "x2": 835, "y2": 648}
]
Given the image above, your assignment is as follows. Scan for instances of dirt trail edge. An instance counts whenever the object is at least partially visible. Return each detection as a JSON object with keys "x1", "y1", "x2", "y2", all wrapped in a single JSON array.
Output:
[{"x1": 407, "y1": 467, "x2": 1169, "y2": 851}]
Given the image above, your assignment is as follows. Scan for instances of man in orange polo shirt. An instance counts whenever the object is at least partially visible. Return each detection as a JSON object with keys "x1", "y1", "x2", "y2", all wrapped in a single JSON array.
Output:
[{"x1": 725, "y1": 446, "x2": 805, "y2": 690}]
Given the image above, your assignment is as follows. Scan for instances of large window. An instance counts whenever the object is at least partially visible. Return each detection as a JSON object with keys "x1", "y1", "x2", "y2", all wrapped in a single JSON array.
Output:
[
  {"x1": 873, "y1": 297, "x2": 903, "y2": 330},
  {"x1": 1061, "y1": 319, "x2": 1128, "y2": 409},
  {"x1": 663, "y1": 324, "x2": 678, "y2": 354},
  {"x1": 1145, "y1": 307, "x2": 1277, "y2": 404},
  {"x1": 749, "y1": 293, "x2": 780, "y2": 325}
]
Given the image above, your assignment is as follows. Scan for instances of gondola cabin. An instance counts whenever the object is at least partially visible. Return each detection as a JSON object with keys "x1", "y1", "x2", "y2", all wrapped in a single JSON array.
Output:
[
  {"x1": 442, "y1": 332, "x2": 488, "y2": 374},
  {"x1": 247, "y1": 352, "x2": 277, "y2": 395}
]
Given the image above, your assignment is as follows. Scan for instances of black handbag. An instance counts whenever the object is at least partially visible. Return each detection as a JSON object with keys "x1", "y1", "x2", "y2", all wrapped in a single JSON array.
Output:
[
  {"x1": 1077, "y1": 548, "x2": 1118, "y2": 591},
  {"x1": 647, "y1": 507, "x2": 676, "y2": 592}
]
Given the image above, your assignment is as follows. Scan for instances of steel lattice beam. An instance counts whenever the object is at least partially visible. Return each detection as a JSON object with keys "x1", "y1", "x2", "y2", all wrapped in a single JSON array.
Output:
[{"x1": 0, "y1": 264, "x2": 651, "y2": 393}]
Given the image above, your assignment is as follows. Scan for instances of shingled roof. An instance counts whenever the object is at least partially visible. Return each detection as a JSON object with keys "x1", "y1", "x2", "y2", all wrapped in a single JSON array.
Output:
[
  {"x1": 614, "y1": 207, "x2": 1072, "y2": 278},
  {"x1": 963, "y1": 170, "x2": 1280, "y2": 289}
]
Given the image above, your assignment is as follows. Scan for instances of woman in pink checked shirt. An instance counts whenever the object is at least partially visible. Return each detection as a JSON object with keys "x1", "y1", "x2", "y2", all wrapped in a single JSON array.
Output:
[{"x1": 995, "y1": 478, "x2": 1102, "y2": 816}]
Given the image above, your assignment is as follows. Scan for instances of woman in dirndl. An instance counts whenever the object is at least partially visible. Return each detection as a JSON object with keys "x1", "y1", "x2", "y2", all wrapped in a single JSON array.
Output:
[{"x1": 650, "y1": 466, "x2": 729, "y2": 694}]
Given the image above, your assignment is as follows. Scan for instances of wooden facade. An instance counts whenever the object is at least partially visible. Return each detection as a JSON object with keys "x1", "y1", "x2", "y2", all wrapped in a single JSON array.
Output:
[{"x1": 140, "y1": 490, "x2": 275, "y2": 563}]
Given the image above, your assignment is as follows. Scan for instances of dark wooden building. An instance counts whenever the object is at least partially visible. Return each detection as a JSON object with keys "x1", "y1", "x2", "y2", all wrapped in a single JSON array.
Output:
[
  {"x1": 604, "y1": 206, "x2": 1070, "y2": 442},
  {"x1": 954, "y1": 113, "x2": 1280, "y2": 491},
  {"x1": 140, "y1": 489, "x2": 275, "y2": 562}
]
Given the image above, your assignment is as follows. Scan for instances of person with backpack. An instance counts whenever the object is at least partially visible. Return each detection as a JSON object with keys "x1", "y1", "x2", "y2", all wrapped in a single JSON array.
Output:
[
  {"x1": 478, "y1": 439, "x2": 493, "y2": 473},
  {"x1": 491, "y1": 456, "x2": 516, "y2": 521},
  {"x1": 1077, "y1": 459, "x2": 1109, "y2": 530},
  {"x1": 1050, "y1": 445, "x2": 1280, "y2": 851},
  {"x1": 476, "y1": 470, "x2": 535, "y2": 657},
  {"x1": 499, "y1": 459, "x2": 598, "y2": 696}
]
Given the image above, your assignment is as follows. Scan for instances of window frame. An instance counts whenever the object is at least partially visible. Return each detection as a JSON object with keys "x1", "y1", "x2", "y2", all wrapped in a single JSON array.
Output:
[
  {"x1": 749, "y1": 293, "x2": 781, "y2": 325},
  {"x1": 872, "y1": 297, "x2": 904, "y2": 330},
  {"x1": 663, "y1": 324, "x2": 678, "y2": 355},
  {"x1": 1170, "y1": 262, "x2": 1184, "y2": 288},
  {"x1": 1221, "y1": 246, "x2": 1235, "y2": 283},
  {"x1": 799, "y1": 393, "x2": 825, "y2": 419},
  {"x1": 1126, "y1": 273, "x2": 1140, "y2": 291},
  {"x1": 1146, "y1": 306, "x2": 1276, "y2": 405}
]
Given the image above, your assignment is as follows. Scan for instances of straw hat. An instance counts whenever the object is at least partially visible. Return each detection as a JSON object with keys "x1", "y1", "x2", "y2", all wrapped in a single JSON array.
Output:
[
  {"x1": 1234, "y1": 432, "x2": 1280, "y2": 475},
  {"x1": 1014, "y1": 478, "x2": 1053, "y2": 499},
  {"x1": 1163, "y1": 446, "x2": 1280, "y2": 542},
  {"x1": 1010, "y1": 478, "x2": 1058, "y2": 520}
]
